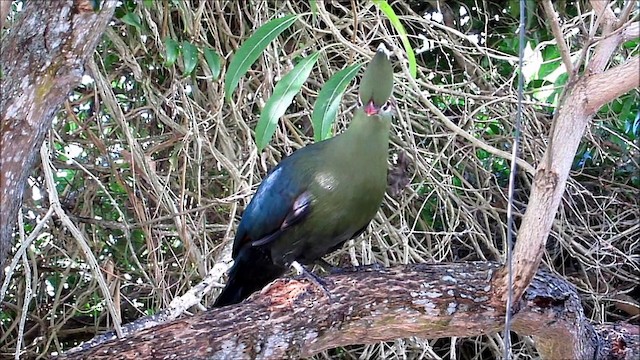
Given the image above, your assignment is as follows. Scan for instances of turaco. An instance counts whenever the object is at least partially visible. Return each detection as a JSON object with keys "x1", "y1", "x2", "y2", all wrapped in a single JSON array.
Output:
[{"x1": 214, "y1": 44, "x2": 395, "y2": 307}]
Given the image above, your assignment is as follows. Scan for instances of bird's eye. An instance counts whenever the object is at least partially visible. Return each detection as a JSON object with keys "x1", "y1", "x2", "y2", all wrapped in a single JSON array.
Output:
[
  {"x1": 381, "y1": 101, "x2": 392, "y2": 112},
  {"x1": 357, "y1": 99, "x2": 363, "y2": 108}
]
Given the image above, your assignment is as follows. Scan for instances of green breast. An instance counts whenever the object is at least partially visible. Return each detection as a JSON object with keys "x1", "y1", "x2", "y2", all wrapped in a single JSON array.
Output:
[{"x1": 269, "y1": 109, "x2": 391, "y2": 265}]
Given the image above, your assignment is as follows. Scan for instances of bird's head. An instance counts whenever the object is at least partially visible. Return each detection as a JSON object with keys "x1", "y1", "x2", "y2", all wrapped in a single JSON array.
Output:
[
  {"x1": 359, "y1": 43, "x2": 394, "y2": 117},
  {"x1": 363, "y1": 98, "x2": 395, "y2": 117}
]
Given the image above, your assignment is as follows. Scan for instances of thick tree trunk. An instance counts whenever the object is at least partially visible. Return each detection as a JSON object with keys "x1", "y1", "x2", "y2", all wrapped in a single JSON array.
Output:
[
  {"x1": 58, "y1": 263, "x2": 638, "y2": 360},
  {"x1": 0, "y1": 0, "x2": 117, "y2": 275}
]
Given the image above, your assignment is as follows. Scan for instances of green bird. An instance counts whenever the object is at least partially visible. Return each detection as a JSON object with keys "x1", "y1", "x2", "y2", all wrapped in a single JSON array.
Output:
[{"x1": 214, "y1": 45, "x2": 394, "y2": 307}]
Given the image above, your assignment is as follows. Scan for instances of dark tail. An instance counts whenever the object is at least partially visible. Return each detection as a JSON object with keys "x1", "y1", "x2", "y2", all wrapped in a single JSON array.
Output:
[{"x1": 213, "y1": 247, "x2": 285, "y2": 307}]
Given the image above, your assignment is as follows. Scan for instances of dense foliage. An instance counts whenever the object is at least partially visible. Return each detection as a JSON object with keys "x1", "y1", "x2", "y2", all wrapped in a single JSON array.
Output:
[{"x1": 1, "y1": 1, "x2": 637, "y2": 358}]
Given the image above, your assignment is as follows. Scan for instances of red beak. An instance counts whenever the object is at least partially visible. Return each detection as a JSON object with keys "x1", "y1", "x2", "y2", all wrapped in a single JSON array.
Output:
[{"x1": 364, "y1": 101, "x2": 378, "y2": 115}]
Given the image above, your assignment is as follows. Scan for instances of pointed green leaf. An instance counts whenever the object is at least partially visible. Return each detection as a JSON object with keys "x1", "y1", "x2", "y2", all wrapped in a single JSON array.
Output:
[
  {"x1": 204, "y1": 48, "x2": 222, "y2": 80},
  {"x1": 312, "y1": 63, "x2": 363, "y2": 141},
  {"x1": 373, "y1": 0, "x2": 416, "y2": 78},
  {"x1": 255, "y1": 52, "x2": 320, "y2": 151},
  {"x1": 182, "y1": 41, "x2": 198, "y2": 75},
  {"x1": 120, "y1": 12, "x2": 142, "y2": 32},
  {"x1": 224, "y1": 15, "x2": 298, "y2": 101},
  {"x1": 164, "y1": 37, "x2": 179, "y2": 67}
]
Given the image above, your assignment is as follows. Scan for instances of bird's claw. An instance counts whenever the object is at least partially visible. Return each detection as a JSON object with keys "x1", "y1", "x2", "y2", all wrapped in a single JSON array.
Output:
[{"x1": 291, "y1": 261, "x2": 332, "y2": 300}]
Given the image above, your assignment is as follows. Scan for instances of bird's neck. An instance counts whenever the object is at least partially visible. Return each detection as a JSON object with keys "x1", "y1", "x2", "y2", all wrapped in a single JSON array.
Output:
[
  {"x1": 343, "y1": 109, "x2": 390, "y2": 144},
  {"x1": 332, "y1": 108, "x2": 390, "y2": 164}
]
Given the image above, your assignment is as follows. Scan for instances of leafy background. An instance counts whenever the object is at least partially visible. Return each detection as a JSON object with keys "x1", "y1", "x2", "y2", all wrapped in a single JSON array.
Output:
[{"x1": 1, "y1": 0, "x2": 638, "y2": 358}]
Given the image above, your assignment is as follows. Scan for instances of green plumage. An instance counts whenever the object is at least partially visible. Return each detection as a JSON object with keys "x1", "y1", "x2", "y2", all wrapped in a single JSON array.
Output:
[
  {"x1": 267, "y1": 108, "x2": 391, "y2": 266},
  {"x1": 214, "y1": 46, "x2": 394, "y2": 307},
  {"x1": 359, "y1": 46, "x2": 394, "y2": 108}
]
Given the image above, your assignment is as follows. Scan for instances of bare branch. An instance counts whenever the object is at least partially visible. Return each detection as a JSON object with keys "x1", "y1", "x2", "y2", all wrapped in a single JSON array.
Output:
[
  {"x1": 618, "y1": 1, "x2": 636, "y2": 28},
  {"x1": 587, "y1": 0, "x2": 621, "y2": 74},
  {"x1": 583, "y1": 56, "x2": 640, "y2": 114},
  {"x1": 39, "y1": 143, "x2": 123, "y2": 337},
  {"x1": 622, "y1": 21, "x2": 639, "y2": 42},
  {"x1": 542, "y1": 0, "x2": 574, "y2": 76}
]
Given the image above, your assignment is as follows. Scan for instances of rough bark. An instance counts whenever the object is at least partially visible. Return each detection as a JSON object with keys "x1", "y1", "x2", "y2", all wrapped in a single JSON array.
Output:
[
  {"x1": 58, "y1": 263, "x2": 638, "y2": 360},
  {"x1": 0, "y1": 0, "x2": 117, "y2": 273},
  {"x1": 0, "y1": 0, "x2": 11, "y2": 30}
]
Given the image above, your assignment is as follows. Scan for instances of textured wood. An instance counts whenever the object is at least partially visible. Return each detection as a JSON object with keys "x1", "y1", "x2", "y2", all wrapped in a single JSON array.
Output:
[
  {"x1": 0, "y1": 0, "x2": 117, "y2": 275},
  {"x1": 59, "y1": 263, "x2": 637, "y2": 359}
]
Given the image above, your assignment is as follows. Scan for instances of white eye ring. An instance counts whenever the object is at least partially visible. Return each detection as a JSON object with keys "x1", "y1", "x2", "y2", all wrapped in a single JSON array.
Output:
[{"x1": 381, "y1": 101, "x2": 392, "y2": 112}]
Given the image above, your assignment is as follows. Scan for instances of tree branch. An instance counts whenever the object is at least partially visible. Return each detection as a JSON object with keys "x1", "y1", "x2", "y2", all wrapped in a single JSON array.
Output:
[
  {"x1": 542, "y1": 0, "x2": 574, "y2": 76},
  {"x1": 495, "y1": 0, "x2": 638, "y2": 306},
  {"x1": 58, "y1": 263, "x2": 637, "y2": 360},
  {"x1": 0, "y1": 0, "x2": 11, "y2": 29},
  {"x1": 622, "y1": 21, "x2": 639, "y2": 43},
  {"x1": 587, "y1": 0, "x2": 622, "y2": 74},
  {"x1": 584, "y1": 56, "x2": 640, "y2": 114},
  {"x1": 0, "y1": 0, "x2": 117, "y2": 272}
]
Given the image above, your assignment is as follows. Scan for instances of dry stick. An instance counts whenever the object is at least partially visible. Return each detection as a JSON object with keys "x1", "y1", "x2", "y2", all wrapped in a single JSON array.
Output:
[
  {"x1": 88, "y1": 58, "x2": 206, "y2": 276},
  {"x1": 61, "y1": 154, "x2": 153, "y2": 287},
  {"x1": 40, "y1": 143, "x2": 123, "y2": 337},
  {"x1": 14, "y1": 215, "x2": 31, "y2": 360},
  {"x1": 425, "y1": 19, "x2": 519, "y2": 62},
  {"x1": 398, "y1": 77, "x2": 536, "y2": 176},
  {"x1": 542, "y1": 0, "x2": 575, "y2": 76},
  {"x1": 0, "y1": 207, "x2": 53, "y2": 303}
]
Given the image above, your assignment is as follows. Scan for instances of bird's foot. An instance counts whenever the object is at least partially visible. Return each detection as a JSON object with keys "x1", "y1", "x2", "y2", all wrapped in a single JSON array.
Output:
[
  {"x1": 291, "y1": 261, "x2": 332, "y2": 300},
  {"x1": 314, "y1": 258, "x2": 346, "y2": 275}
]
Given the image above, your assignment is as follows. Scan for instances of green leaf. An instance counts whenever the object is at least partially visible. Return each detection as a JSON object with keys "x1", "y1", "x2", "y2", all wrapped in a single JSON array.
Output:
[
  {"x1": 311, "y1": 63, "x2": 363, "y2": 141},
  {"x1": 309, "y1": 0, "x2": 318, "y2": 16},
  {"x1": 108, "y1": 178, "x2": 127, "y2": 194},
  {"x1": 164, "y1": 38, "x2": 179, "y2": 67},
  {"x1": 143, "y1": 0, "x2": 153, "y2": 7},
  {"x1": 182, "y1": 41, "x2": 198, "y2": 75},
  {"x1": 537, "y1": 59, "x2": 561, "y2": 80},
  {"x1": 224, "y1": 15, "x2": 298, "y2": 101},
  {"x1": 204, "y1": 48, "x2": 222, "y2": 80},
  {"x1": 120, "y1": 12, "x2": 142, "y2": 32},
  {"x1": 373, "y1": 0, "x2": 416, "y2": 78},
  {"x1": 255, "y1": 52, "x2": 320, "y2": 150}
]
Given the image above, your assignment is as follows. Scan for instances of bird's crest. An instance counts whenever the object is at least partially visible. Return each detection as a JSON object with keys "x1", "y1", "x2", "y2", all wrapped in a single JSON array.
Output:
[{"x1": 359, "y1": 43, "x2": 394, "y2": 115}]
